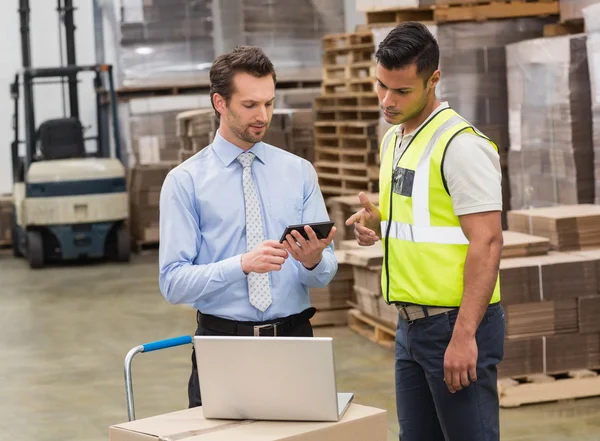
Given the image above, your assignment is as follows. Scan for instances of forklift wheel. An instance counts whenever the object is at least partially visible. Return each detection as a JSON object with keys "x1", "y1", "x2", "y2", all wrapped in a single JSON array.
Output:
[
  {"x1": 117, "y1": 226, "x2": 131, "y2": 262},
  {"x1": 27, "y1": 230, "x2": 44, "y2": 269},
  {"x1": 11, "y1": 211, "x2": 23, "y2": 258}
]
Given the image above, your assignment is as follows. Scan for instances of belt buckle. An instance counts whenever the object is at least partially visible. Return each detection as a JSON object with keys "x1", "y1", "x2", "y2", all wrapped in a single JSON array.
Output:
[
  {"x1": 253, "y1": 323, "x2": 277, "y2": 337},
  {"x1": 396, "y1": 305, "x2": 411, "y2": 322}
]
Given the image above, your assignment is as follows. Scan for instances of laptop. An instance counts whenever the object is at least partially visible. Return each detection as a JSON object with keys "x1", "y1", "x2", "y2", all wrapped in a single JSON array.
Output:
[{"x1": 193, "y1": 335, "x2": 354, "y2": 422}]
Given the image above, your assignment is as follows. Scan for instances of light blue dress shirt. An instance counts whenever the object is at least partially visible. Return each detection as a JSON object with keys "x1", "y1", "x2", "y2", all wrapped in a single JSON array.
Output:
[{"x1": 158, "y1": 130, "x2": 338, "y2": 322}]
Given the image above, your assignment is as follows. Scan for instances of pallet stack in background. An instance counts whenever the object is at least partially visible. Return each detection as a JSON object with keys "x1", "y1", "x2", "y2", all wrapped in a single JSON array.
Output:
[
  {"x1": 313, "y1": 31, "x2": 381, "y2": 200},
  {"x1": 0, "y1": 195, "x2": 13, "y2": 247}
]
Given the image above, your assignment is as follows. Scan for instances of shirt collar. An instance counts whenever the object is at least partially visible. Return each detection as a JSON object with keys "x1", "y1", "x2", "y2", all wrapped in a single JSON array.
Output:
[
  {"x1": 395, "y1": 101, "x2": 450, "y2": 136},
  {"x1": 212, "y1": 129, "x2": 267, "y2": 167}
]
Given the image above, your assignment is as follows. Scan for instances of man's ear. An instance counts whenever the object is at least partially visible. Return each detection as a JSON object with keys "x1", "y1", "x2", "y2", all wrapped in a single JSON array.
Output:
[
  {"x1": 213, "y1": 93, "x2": 227, "y2": 117},
  {"x1": 428, "y1": 69, "x2": 441, "y2": 90}
]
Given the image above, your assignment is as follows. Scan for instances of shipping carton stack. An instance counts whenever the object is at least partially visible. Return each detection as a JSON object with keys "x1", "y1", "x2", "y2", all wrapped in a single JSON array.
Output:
[
  {"x1": 314, "y1": 31, "x2": 380, "y2": 199},
  {"x1": 506, "y1": 204, "x2": 600, "y2": 251},
  {"x1": 130, "y1": 110, "x2": 188, "y2": 165},
  {"x1": 310, "y1": 250, "x2": 355, "y2": 327},
  {"x1": 496, "y1": 205, "x2": 600, "y2": 405},
  {"x1": 175, "y1": 109, "x2": 218, "y2": 163},
  {"x1": 506, "y1": 34, "x2": 595, "y2": 209},
  {"x1": 262, "y1": 110, "x2": 316, "y2": 162},
  {"x1": 128, "y1": 163, "x2": 178, "y2": 250},
  {"x1": 583, "y1": 4, "x2": 600, "y2": 203},
  {"x1": 0, "y1": 195, "x2": 13, "y2": 247}
]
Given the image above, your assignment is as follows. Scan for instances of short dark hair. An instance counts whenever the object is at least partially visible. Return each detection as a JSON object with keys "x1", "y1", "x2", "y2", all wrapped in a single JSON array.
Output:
[
  {"x1": 209, "y1": 46, "x2": 277, "y2": 119},
  {"x1": 375, "y1": 22, "x2": 439, "y2": 81}
]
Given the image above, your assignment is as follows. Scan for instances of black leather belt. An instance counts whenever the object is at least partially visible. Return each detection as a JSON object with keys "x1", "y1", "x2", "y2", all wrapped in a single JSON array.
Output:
[{"x1": 197, "y1": 307, "x2": 316, "y2": 337}]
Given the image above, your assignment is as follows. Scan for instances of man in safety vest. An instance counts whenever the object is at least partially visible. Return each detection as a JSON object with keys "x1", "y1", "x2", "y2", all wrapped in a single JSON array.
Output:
[{"x1": 346, "y1": 22, "x2": 505, "y2": 441}]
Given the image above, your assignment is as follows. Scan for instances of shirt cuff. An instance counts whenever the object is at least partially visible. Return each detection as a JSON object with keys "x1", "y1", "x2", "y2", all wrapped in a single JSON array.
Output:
[
  {"x1": 221, "y1": 254, "x2": 247, "y2": 283},
  {"x1": 300, "y1": 254, "x2": 327, "y2": 274}
]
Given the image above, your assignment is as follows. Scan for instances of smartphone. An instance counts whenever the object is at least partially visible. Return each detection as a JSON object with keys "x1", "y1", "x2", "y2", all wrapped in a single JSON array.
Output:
[{"x1": 279, "y1": 220, "x2": 335, "y2": 243}]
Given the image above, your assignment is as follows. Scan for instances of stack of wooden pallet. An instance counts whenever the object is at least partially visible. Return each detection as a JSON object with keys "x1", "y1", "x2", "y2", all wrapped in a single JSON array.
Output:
[
  {"x1": 175, "y1": 109, "x2": 218, "y2": 163},
  {"x1": 357, "y1": 0, "x2": 559, "y2": 26},
  {"x1": 314, "y1": 31, "x2": 381, "y2": 199}
]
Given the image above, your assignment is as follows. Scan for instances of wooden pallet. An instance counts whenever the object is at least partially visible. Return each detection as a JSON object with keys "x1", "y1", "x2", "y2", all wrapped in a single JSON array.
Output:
[
  {"x1": 498, "y1": 369, "x2": 600, "y2": 408},
  {"x1": 365, "y1": 0, "x2": 559, "y2": 25},
  {"x1": 316, "y1": 108, "x2": 380, "y2": 122},
  {"x1": 543, "y1": 19, "x2": 584, "y2": 37},
  {"x1": 322, "y1": 32, "x2": 374, "y2": 50},
  {"x1": 314, "y1": 121, "x2": 379, "y2": 137},
  {"x1": 347, "y1": 308, "x2": 396, "y2": 350},
  {"x1": 322, "y1": 77, "x2": 376, "y2": 95},
  {"x1": 322, "y1": 44, "x2": 375, "y2": 66},
  {"x1": 315, "y1": 93, "x2": 379, "y2": 109},
  {"x1": 316, "y1": 148, "x2": 378, "y2": 167},
  {"x1": 0, "y1": 239, "x2": 12, "y2": 249},
  {"x1": 315, "y1": 161, "x2": 380, "y2": 181}
]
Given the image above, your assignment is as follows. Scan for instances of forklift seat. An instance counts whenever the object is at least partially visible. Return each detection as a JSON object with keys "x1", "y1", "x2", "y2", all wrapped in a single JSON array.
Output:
[{"x1": 37, "y1": 117, "x2": 85, "y2": 160}]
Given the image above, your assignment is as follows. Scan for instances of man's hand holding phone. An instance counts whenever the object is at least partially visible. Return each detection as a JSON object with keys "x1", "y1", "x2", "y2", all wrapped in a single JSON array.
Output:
[{"x1": 282, "y1": 224, "x2": 336, "y2": 270}]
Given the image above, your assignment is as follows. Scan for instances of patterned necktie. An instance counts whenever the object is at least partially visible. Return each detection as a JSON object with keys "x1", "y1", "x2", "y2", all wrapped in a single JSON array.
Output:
[{"x1": 237, "y1": 152, "x2": 273, "y2": 312}]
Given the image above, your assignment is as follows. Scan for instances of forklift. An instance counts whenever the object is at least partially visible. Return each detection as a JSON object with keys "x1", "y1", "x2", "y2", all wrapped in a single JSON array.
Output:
[{"x1": 10, "y1": 0, "x2": 130, "y2": 268}]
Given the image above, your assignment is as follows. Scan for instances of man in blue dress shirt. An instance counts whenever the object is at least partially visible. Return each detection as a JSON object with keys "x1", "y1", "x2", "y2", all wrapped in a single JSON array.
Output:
[{"x1": 158, "y1": 46, "x2": 339, "y2": 407}]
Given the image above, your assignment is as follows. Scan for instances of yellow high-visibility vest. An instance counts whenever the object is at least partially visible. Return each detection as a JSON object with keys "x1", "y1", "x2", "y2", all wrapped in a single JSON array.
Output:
[{"x1": 379, "y1": 106, "x2": 501, "y2": 307}]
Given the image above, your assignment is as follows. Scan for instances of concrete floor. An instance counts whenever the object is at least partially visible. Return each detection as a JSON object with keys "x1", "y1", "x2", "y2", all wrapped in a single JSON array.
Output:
[{"x1": 2, "y1": 249, "x2": 600, "y2": 441}]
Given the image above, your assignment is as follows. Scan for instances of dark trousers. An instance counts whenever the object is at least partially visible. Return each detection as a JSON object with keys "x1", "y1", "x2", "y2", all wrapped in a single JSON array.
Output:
[
  {"x1": 188, "y1": 310, "x2": 314, "y2": 408},
  {"x1": 395, "y1": 303, "x2": 505, "y2": 441}
]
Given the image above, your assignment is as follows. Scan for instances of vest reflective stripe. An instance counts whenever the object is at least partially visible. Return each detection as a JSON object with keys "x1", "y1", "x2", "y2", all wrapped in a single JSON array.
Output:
[
  {"x1": 411, "y1": 114, "x2": 464, "y2": 227},
  {"x1": 380, "y1": 220, "x2": 469, "y2": 245}
]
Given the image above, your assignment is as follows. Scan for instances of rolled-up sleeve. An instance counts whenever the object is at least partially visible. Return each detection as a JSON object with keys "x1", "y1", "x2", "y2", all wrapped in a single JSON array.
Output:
[
  {"x1": 294, "y1": 162, "x2": 338, "y2": 288},
  {"x1": 158, "y1": 171, "x2": 246, "y2": 305}
]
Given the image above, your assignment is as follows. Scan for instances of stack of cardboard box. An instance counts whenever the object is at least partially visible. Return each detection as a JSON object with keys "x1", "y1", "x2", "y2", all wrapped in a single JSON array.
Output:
[
  {"x1": 130, "y1": 110, "x2": 188, "y2": 165},
  {"x1": 175, "y1": 109, "x2": 218, "y2": 163},
  {"x1": 262, "y1": 110, "x2": 315, "y2": 162},
  {"x1": 310, "y1": 250, "x2": 355, "y2": 326},
  {"x1": 507, "y1": 204, "x2": 600, "y2": 250},
  {"x1": 507, "y1": 33, "x2": 595, "y2": 209},
  {"x1": 128, "y1": 163, "x2": 178, "y2": 247},
  {"x1": 0, "y1": 195, "x2": 13, "y2": 246},
  {"x1": 498, "y1": 205, "x2": 600, "y2": 378}
]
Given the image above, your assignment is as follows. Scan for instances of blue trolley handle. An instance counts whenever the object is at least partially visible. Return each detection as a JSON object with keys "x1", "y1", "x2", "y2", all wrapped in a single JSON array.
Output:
[{"x1": 124, "y1": 335, "x2": 193, "y2": 421}]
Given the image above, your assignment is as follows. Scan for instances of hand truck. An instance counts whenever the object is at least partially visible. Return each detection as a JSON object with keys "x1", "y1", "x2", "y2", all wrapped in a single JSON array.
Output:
[{"x1": 124, "y1": 335, "x2": 193, "y2": 421}]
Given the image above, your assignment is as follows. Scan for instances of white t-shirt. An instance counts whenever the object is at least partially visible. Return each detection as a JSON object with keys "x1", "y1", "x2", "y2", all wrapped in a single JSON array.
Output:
[{"x1": 392, "y1": 102, "x2": 502, "y2": 216}]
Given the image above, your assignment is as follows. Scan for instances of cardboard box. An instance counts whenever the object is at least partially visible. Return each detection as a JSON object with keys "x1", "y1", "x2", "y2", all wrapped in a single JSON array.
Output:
[{"x1": 109, "y1": 403, "x2": 387, "y2": 441}]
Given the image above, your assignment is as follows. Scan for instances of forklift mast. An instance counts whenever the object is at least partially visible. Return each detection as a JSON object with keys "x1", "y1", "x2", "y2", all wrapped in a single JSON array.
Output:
[{"x1": 12, "y1": 0, "x2": 122, "y2": 183}]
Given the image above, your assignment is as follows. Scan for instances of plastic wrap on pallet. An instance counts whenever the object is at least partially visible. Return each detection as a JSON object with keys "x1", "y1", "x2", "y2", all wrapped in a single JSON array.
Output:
[
  {"x1": 560, "y1": 0, "x2": 600, "y2": 22},
  {"x1": 436, "y1": 19, "x2": 551, "y2": 221},
  {"x1": 117, "y1": 0, "x2": 242, "y2": 87},
  {"x1": 584, "y1": 4, "x2": 600, "y2": 202},
  {"x1": 242, "y1": 0, "x2": 344, "y2": 78},
  {"x1": 506, "y1": 34, "x2": 594, "y2": 209}
]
